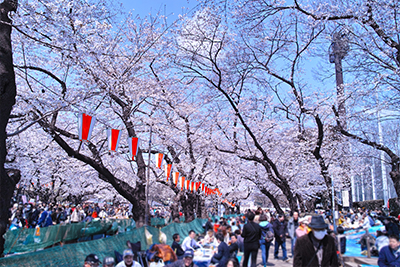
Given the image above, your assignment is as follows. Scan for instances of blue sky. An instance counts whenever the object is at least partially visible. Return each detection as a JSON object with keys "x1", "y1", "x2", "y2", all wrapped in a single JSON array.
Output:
[{"x1": 120, "y1": 0, "x2": 197, "y2": 20}]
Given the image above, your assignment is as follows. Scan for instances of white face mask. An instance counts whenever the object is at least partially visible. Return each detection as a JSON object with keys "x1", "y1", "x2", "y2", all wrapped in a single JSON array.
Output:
[{"x1": 313, "y1": 230, "x2": 327, "y2": 240}]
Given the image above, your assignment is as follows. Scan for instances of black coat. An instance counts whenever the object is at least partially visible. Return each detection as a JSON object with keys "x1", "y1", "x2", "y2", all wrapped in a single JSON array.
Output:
[
  {"x1": 241, "y1": 221, "x2": 262, "y2": 245},
  {"x1": 272, "y1": 220, "x2": 288, "y2": 242},
  {"x1": 293, "y1": 232, "x2": 339, "y2": 267},
  {"x1": 212, "y1": 241, "x2": 230, "y2": 267},
  {"x1": 229, "y1": 242, "x2": 239, "y2": 256},
  {"x1": 172, "y1": 241, "x2": 184, "y2": 258}
]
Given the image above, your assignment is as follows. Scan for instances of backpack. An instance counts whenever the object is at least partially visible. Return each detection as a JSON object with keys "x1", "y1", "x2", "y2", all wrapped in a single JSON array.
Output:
[{"x1": 265, "y1": 230, "x2": 274, "y2": 242}]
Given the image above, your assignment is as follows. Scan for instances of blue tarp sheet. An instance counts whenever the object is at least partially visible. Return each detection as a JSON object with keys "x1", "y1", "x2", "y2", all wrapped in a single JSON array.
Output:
[{"x1": 343, "y1": 225, "x2": 380, "y2": 267}]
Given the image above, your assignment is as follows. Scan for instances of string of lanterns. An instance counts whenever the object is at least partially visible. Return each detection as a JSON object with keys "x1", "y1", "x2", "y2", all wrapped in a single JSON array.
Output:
[{"x1": 78, "y1": 113, "x2": 233, "y2": 202}]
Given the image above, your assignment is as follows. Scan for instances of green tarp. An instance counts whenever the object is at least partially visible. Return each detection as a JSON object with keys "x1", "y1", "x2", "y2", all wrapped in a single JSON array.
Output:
[{"x1": 0, "y1": 218, "x2": 207, "y2": 267}]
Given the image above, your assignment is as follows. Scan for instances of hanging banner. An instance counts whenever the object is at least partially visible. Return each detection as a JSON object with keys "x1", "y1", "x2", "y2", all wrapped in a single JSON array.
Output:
[
  {"x1": 107, "y1": 129, "x2": 122, "y2": 152},
  {"x1": 78, "y1": 113, "x2": 96, "y2": 142},
  {"x1": 180, "y1": 176, "x2": 186, "y2": 191},
  {"x1": 128, "y1": 137, "x2": 140, "y2": 160},
  {"x1": 201, "y1": 183, "x2": 205, "y2": 192},
  {"x1": 173, "y1": 172, "x2": 179, "y2": 186},
  {"x1": 155, "y1": 153, "x2": 164, "y2": 169},
  {"x1": 195, "y1": 182, "x2": 201, "y2": 192},
  {"x1": 165, "y1": 164, "x2": 172, "y2": 182}
]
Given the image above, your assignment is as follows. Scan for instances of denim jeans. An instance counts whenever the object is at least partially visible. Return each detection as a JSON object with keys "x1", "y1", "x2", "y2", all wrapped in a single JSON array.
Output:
[
  {"x1": 260, "y1": 240, "x2": 271, "y2": 266},
  {"x1": 291, "y1": 236, "x2": 297, "y2": 256},
  {"x1": 274, "y1": 239, "x2": 287, "y2": 260}
]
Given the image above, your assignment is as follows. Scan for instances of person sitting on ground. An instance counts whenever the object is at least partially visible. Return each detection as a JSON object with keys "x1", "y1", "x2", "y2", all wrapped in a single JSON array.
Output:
[
  {"x1": 359, "y1": 231, "x2": 376, "y2": 254},
  {"x1": 229, "y1": 233, "x2": 239, "y2": 257},
  {"x1": 378, "y1": 234, "x2": 400, "y2": 267},
  {"x1": 103, "y1": 257, "x2": 115, "y2": 267},
  {"x1": 84, "y1": 253, "x2": 101, "y2": 267},
  {"x1": 181, "y1": 230, "x2": 201, "y2": 251},
  {"x1": 231, "y1": 221, "x2": 239, "y2": 233},
  {"x1": 165, "y1": 250, "x2": 198, "y2": 267},
  {"x1": 172, "y1": 233, "x2": 185, "y2": 259},
  {"x1": 211, "y1": 233, "x2": 230, "y2": 267},
  {"x1": 204, "y1": 217, "x2": 213, "y2": 233},
  {"x1": 214, "y1": 219, "x2": 220, "y2": 233},
  {"x1": 116, "y1": 249, "x2": 142, "y2": 267},
  {"x1": 203, "y1": 229, "x2": 216, "y2": 246},
  {"x1": 234, "y1": 229, "x2": 244, "y2": 252},
  {"x1": 376, "y1": 228, "x2": 390, "y2": 252}
]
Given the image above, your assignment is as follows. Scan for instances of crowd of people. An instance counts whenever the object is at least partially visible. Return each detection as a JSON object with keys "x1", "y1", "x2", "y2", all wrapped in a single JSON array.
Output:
[
  {"x1": 8, "y1": 201, "x2": 400, "y2": 267},
  {"x1": 8, "y1": 200, "x2": 172, "y2": 230}
]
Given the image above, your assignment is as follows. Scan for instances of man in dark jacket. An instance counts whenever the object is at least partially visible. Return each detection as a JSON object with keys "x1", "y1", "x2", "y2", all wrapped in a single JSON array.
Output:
[
  {"x1": 378, "y1": 234, "x2": 400, "y2": 267},
  {"x1": 211, "y1": 233, "x2": 230, "y2": 267},
  {"x1": 229, "y1": 233, "x2": 239, "y2": 257},
  {"x1": 272, "y1": 214, "x2": 288, "y2": 261},
  {"x1": 293, "y1": 215, "x2": 339, "y2": 267},
  {"x1": 172, "y1": 233, "x2": 185, "y2": 259},
  {"x1": 241, "y1": 212, "x2": 262, "y2": 267}
]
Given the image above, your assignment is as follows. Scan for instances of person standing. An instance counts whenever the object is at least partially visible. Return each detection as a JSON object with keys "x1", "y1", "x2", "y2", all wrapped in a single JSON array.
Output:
[
  {"x1": 288, "y1": 212, "x2": 299, "y2": 257},
  {"x1": 272, "y1": 214, "x2": 289, "y2": 261},
  {"x1": 241, "y1": 212, "x2": 261, "y2": 267},
  {"x1": 293, "y1": 215, "x2": 339, "y2": 267},
  {"x1": 259, "y1": 214, "x2": 274, "y2": 267}
]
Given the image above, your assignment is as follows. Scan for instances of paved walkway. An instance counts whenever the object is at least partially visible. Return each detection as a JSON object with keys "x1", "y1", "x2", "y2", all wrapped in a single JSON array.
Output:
[{"x1": 241, "y1": 239, "x2": 293, "y2": 267}]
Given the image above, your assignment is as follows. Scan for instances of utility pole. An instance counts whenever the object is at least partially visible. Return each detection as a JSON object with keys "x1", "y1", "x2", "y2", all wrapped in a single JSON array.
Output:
[{"x1": 329, "y1": 30, "x2": 348, "y2": 211}]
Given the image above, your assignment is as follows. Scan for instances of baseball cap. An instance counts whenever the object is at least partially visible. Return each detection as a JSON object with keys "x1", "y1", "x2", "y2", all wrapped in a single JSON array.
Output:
[
  {"x1": 103, "y1": 257, "x2": 115, "y2": 266},
  {"x1": 85, "y1": 253, "x2": 101, "y2": 263},
  {"x1": 123, "y1": 249, "x2": 134, "y2": 258},
  {"x1": 183, "y1": 250, "x2": 194, "y2": 258}
]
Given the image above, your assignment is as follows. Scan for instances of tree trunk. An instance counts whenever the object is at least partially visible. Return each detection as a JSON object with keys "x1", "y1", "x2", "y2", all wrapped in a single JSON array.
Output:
[
  {"x1": 0, "y1": 0, "x2": 18, "y2": 257},
  {"x1": 181, "y1": 193, "x2": 196, "y2": 223},
  {"x1": 260, "y1": 188, "x2": 284, "y2": 214}
]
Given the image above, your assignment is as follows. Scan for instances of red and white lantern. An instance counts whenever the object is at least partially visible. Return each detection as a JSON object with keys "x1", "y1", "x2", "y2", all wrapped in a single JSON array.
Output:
[
  {"x1": 185, "y1": 180, "x2": 190, "y2": 190},
  {"x1": 195, "y1": 182, "x2": 201, "y2": 192},
  {"x1": 180, "y1": 176, "x2": 186, "y2": 191},
  {"x1": 107, "y1": 129, "x2": 122, "y2": 152},
  {"x1": 191, "y1": 181, "x2": 194, "y2": 192},
  {"x1": 165, "y1": 164, "x2": 172, "y2": 182},
  {"x1": 155, "y1": 153, "x2": 164, "y2": 169},
  {"x1": 173, "y1": 172, "x2": 179, "y2": 186},
  {"x1": 128, "y1": 137, "x2": 140, "y2": 160},
  {"x1": 78, "y1": 113, "x2": 96, "y2": 142}
]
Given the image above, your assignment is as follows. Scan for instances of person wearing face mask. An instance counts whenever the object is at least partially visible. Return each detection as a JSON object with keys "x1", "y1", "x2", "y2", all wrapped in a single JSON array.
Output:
[{"x1": 293, "y1": 215, "x2": 338, "y2": 267}]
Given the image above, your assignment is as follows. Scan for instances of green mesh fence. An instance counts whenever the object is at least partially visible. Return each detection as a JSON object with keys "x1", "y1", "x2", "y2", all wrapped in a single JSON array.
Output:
[
  {"x1": 3, "y1": 219, "x2": 135, "y2": 254},
  {"x1": 0, "y1": 218, "x2": 206, "y2": 267}
]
